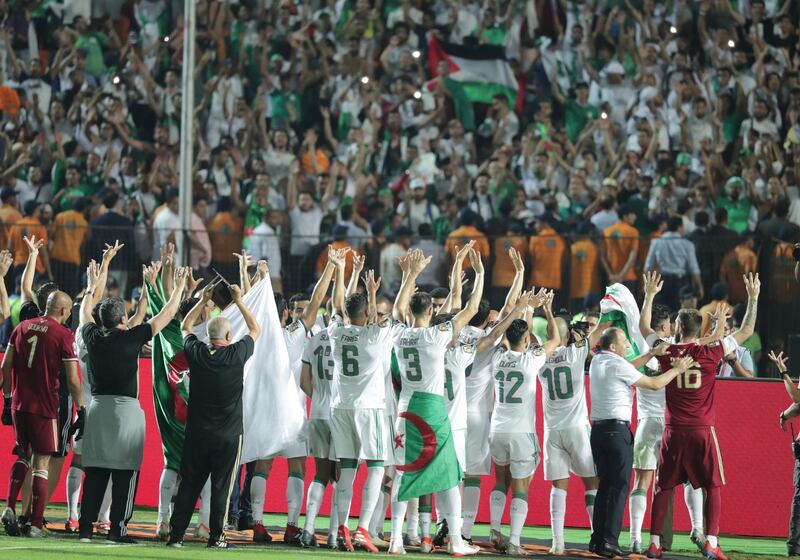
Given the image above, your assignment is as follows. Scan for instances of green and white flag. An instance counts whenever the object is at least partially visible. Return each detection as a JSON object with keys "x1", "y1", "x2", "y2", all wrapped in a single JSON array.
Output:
[
  {"x1": 394, "y1": 392, "x2": 463, "y2": 501},
  {"x1": 599, "y1": 283, "x2": 656, "y2": 368}
]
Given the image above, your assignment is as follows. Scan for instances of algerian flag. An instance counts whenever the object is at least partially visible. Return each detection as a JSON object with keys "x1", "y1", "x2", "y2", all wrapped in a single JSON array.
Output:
[
  {"x1": 599, "y1": 283, "x2": 656, "y2": 369},
  {"x1": 427, "y1": 35, "x2": 521, "y2": 113},
  {"x1": 147, "y1": 279, "x2": 190, "y2": 471},
  {"x1": 394, "y1": 392, "x2": 463, "y2": 501}
]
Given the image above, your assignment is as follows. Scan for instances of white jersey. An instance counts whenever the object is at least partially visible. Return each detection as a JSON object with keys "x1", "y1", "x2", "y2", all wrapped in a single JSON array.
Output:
[
  {"x1": 74, "y1": 324, "x2": 92, "y2": 406},
  {"x1": 284, "y1": 319, "x2": 310, "y2": 410},
  {"x1": 459, "y1": 325, "x2": 497, "y2": 412},
  {"x1": 490, "y1": 345, "x2": 547, "y2": 434},
  {"x1": 302, "y1": 330, "x2": 335, "y2": 421},
  {"x1": 383, "y1": 350, "x2": 398, "y2": 419},
  {"x1": 538, "y1": 341, "x2": 591, "y2": 432},
  {"x1": 328, "y1": 315, "x2": 391, "y2": 410},
  {"x1": 444, "y1": 343, "x2": 476, "y2": 431},
  {"x1": 392, "y1": 321, "x2": 454, "y2": 411},
  {"x1": 638, "y1": 333, "x2": 670, "y2": 419}
]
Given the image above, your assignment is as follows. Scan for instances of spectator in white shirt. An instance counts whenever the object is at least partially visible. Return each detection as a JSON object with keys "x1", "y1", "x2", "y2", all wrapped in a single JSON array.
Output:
[
  {"x1": 397, "y1": 178, "x2": 440, "y2": 234},
  {"x1": 591, "y1": 195, "x2": 620, "y2": 232},
  {"x1": 250, "y1": 208, "x2": 283, "y2": 293}
]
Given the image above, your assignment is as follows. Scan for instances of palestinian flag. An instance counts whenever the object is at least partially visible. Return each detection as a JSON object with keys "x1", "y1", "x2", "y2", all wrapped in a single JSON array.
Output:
[
  {"x1": 394, "y1": 392, "x2": 462, "y2": 501},
  {"x1": 146, "y1": 279, "x2": 190, "y2": 471},
  {"x1": 427, "y1": 35, "x2": 522, "y2": 116},
  {"x1": 599, "y1": 283, "x2": 655, "y2": 367}
]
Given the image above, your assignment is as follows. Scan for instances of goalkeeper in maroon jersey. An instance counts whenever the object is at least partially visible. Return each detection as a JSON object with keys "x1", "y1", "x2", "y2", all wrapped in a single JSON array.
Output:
[{"x1": 646, "y1": 273, "x2": 760, "y2": 560}]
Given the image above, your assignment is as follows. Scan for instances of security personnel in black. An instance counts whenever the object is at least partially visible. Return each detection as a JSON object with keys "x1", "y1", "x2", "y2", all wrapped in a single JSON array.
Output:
[{"x1": 168, "y1": 282, "x2": 260, "y2": 549}]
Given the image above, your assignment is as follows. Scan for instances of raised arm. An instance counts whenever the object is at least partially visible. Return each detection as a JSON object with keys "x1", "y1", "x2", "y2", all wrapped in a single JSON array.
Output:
[
  {"x1": 629, "y1": 340, "x2": 669, "y2": 370},
  {"x1": 347, "y1": 252, "x2": 365, "y2": 297},
  {"x1": 80, "y1": 261, "x2": 101, "y2": 325},
  {"x1": 150, "y1": 267, "x2": 189, "y2": 336},
  {"x1": 160, "y1": 242, "x2": 175, "y2": 300},
  {"x1": 393, "y1": 250, "x2": 430, "y2": 323},
  {"x1": 697, "y1": 302, "x2": 729, "y2": 345},
  {"x1": 128, "y1": 268, "x2": 152, "y2": 328},
  {"x1": 230, "y1": 284, "x2": 261, "y2": 340},
  {"x1": 771, "y1": 351, "x2": 800, "y2": 403},
  {"x1": 181, "y1": 281, "x2": 216, "y2": 337},
  {"x1": 442, "y1": 241, "x2": 473, "y2": 313},
  {"x1": 639, "y1": 271, "x2": 663, "y2": 339},
  {"x1": 233, "y1": 250, "x2": 253, "y2": 295},
  {"x1": 475, "y1": 291, "x2": 531, "y2": 353},
  {"x1": 541, "y1": 291, "x2": 560, "y2": 358},
  {"x1": 731, "y1": 273, "x2": 760, "y2": 346},
  {"x1": 329, "y1": 247, "x2": 348, "y2": 317},
  {"x1": 634, "y1": 355, "x2": 696, "y2": 390},
  {"x1": 0, "y1": 251, "x2": 12, "y2": 321},
  {"x1": 20, "y1": 235, "x2": 44, "y2": 304},
  {"x1": 365, "y1": 269, "x2": 381, "y2": 324},
  {"x1": 498, "y1": 247, "x2": 525, "y2": 319},
  {"x1": 452, "y1": 248, "x2": 485, "y2": 337},
  {"x1": 301, "y1": 259, "x2": 338, "y2": 331},
  {"x1": 95, "y1": 240, "x2": 124, "y2": 306}
]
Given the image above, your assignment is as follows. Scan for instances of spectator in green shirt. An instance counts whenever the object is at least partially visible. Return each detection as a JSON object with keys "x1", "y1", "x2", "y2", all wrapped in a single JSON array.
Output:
[
  {"x1": 716, "y1": 176, "x2": 754, "y2": 234},
  {"x1": 552, "y1": 80, "x2": 598, "y2": 143}
]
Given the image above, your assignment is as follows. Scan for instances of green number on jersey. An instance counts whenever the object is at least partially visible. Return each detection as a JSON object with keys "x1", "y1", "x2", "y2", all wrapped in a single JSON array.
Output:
[
  {"x1": 464, "y1": 363, "x2": 473, "y2": 378},
  {"x1": 342, "y1": 344, "x2": 359, "y2": 376},
  {"x1": 444, "y1": 370, "x2": 455, "y2": 400},
  {"x1": 495, "y1": 370, "x2": 524, "y2": 404},
  {"x1": 402, "y1": 347, "x2": 422, "y2": 381},
  {"x1": 541, "y1": 366, "x2": 574, "y2": 400},
  {"x1": 314, "y1": 345, "x2": 334, "y2": 380}
]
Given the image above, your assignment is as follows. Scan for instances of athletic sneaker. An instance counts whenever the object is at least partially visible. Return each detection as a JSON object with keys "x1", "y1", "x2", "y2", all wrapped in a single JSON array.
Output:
[
  {"x1": 630, "y1": 540, "x2": 643, "y2": 555},
  {"x1": 194, "y1": 523, "x2": 210, "y2": 540},
  {"x1": 420, "y1": 536, "x2": 434, "y2": 553},
  {"x1": 95, "y1": 521, "x2": 111, "y2": 535},
  {"x1": 107, "y1": 533, "x2": 137, "y2": 544},
  {"x1": 65, "y1": 518, "x2": 79, "y2": 533},
  {"x1": 252, "y1": 522, "x2": 272, "y2": 543},
  {"x1": 490, "y1": 529, "x2": 509, "y2": 552},
  {"x1": 353, "y1": 527, "x2": 379, "y2": 553},
  {"x1": 338, "y1": 525, "x2": 355, "y2": 552},
  {"x1": 26, "y1": 526, "x2": 48, "y2": 539},
  {"x1": 2, "y1": 508, "x2": 20, "y2": 537},
  {"x1": 505, "y1": 543, "x2": 528, "y2": 556},
  {"x1": 208, "y1": 535, "x2": 235, "y2": 549},
  {"x1": 448, "y1": 540, "x2": 480, "y2": 556},
  {"x1": 78, "y1": 536, "x2": 93, "y2": 543},
  {"x1": 167, "y1": 540, "x2": 183, "y2": 548},
  {"x1": 691, "y1": 529, "x2": 708, "y2": 551},
  {"x1": 284, "y1": 523, "x2": 302, "y2": 545},
  {"x1": 646, "y1": 542, "x2": 664, "y2": 559},
  {"x1": 703, "y1": 542, "x2": 729, "y2": 560},
  {"x1": 300, "y1": 529, "x2": 318, "y2": 548},
  {"x1": 462, "y1": 535, "x2": 474, "y2": 546},
  {"x1": 327, "y1": 532, "x2": 337, "y2": 549},
  {"x1": 549, "y1": 542, "x2": 565, "y2": 555},
  {"x1": 388, "y1": 539, "x2": 407, "y2": 555},
  {"x1": 433, "y1": 520, "x2": 449, "y2": 547},
  {"x1": 404, "y1": 533, "x2": 421, "y2": 547},
  {"x1": 156, "y1": 521, "x2": 171, "y2": 541}
]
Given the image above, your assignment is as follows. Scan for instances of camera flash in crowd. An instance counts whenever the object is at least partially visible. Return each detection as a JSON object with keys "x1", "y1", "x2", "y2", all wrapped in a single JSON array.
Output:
[
  {"x1": 413, "y1": 91, "x2": 422, "y2": 99},
  {"x1": 601, "y1": 112, "x2": 608, "y2": 119},
  {"x1": 164, "y1": 36, "x2": 170, "y2": 43},
  {"x1": 669, "y1": 25, "x2": 677, "y2": 34},
  {"x1": 412, "y1": 50, "x2": 421, "y2": 59},
  {"x1": 361, "y1": 76, "x2": 370, "y2": 84},
  {"x1": 728, "y1": 39, "x2": 735, "y2": 47},
  {"x1": 112, "y1": 75, "x2": 121, "y2": 85}
]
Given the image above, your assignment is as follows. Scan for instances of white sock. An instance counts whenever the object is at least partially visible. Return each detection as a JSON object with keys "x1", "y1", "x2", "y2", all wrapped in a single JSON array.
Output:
[
  {"x1": 369, "y1": 486, "x2": 388, "y2": 536},
  {"x1": 328, "y1": 482, "x2": 339, "y2": 534},
  {"x1": 406, "y1": 497, "x2": 419, "y2": 538},
  {"x1": 462, "y1": 480, "x2": 481, "y2": 538},
  {"x1": 250, "y1": 473, "x2": 267, "y2": 524},
  {"x1": 651, "y1": 534, "x2": 661, "y2": 547},
  {"x1": 420, "y1": 509, "x2": 432, "y2": 538},
  {"x1": 157, "y1": 468, "x2": 179, "y2": 523},
  {"x1": 585, "y1": 489, "x2": 597, "y2": 531},
  {"x1": 435, "y1": 486, "x2": 464, "y2": 548},
  {"x1": 199, "y1": 477, "x2": 211, "y2": 527},
  {"x1": 358, "y1": 466, "x2": 383, "y2": 529},
  {"x1": 490, "y1": 489, "x2": 506, "y2": 532},
  {"x1": 66, "y1": 467, "x2": 83, "y2": 519},
  {"x1": 629, "y1": 489, "x2": 647, "y2": 543},
  {"x1": 391, "y1": 499, "x2": 408, "y2": 544},
  {"x1": 99, "y1": 480, "x2": 112, "y2": 523},
  {"x1": 510, "y1": 496, "x2": 528, "y2": 547},
  {"x1": 286, "y1": 472, "x2": 305, "y2": 526},
  {"x1": 707, "y1": 535, "x2": 718, "y2": 548},
  {"x1": 684, "y1": 484, "x2": 705, "y2": 532},
  {"x1": 336, "y1": 467, "x2": 357, "y2": 529},
  {"x1": 304, "y1": 480, "x2": 325, "y2": 534},
  {"x1": 550, "y1": 487, "x2": 567, "y2": 545}
]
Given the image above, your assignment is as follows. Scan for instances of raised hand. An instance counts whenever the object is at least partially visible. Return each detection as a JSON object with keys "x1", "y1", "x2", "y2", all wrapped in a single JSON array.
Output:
[
  {"x1": 86, "y1": 260, "x2": 100, "y2": 291},
  {"x1": 187, "y1": 270, "x2": 202, "y2": 296},
  {"x1": 229, "y1": 283, "x2": 243, "y2": 302},
  {"x1": 743, "y1": 272, "x2": 761, "y2": 300},
  {"x1": 160, "y1": 242, "x2": 175, "y2": 265},
  {"x1": 174, "y1": 266, "x2": 190, "y2": 290},
  {"x1": 352, "y1": 252, "x2": 365, "y2": 275},
  {"x1": 23, "y1": 234, "x2": 44, "y2": 256},
  {"x1": 0, "y1": 250, "x2": 12, "y2": 277},
  {"x1": 513, "y1": 290, "x2": 531, "y2": 312},
  {"x1": 530, "y1": 287, "x2": 549, "y2": 308},
  {"x1": 510, "y1": 247, "x2": 524, "y2": 272},
  {"x1": 102, "y1": 240, "x2": 125, "y2": 262},
  {"x1": 233, "y1": 250, "x2": 254, "y2": 270},
  {"x1": 365, "y1": 269, "x2": 381, "y2": 294},
  {"x1": 398, "y1": 251, "x2": 411, "y2": 274},
  {"x1": 408, "y1": 249, "x2": 432, "y2": 275},
  {"x1": 643, "y1": 271, "x2": 663, "y2": 296},
  {"x1": 469, "y1": 248, "x2": 484, "y2": 274},
  {"x1": 328, "y1": 245, "x2": 350, "y2": 268},
  {"x1": 201, "y1": 279, "x2": 217, "y2": 302},
  {"x1": 768, "y1": 350, "x2": 789, "y2": 373},
  {"x1": 257, "y1": 259, "x2": 269, "y2": 279},
  {"x1": 455, "y1": 241, "x2": 475, "y2": 262}
]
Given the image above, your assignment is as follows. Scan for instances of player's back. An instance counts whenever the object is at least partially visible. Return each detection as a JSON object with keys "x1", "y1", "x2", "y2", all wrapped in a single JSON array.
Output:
[
  {"x1": 444, "y1": 343, "x2": 476, "y2": 430},
  {"x1": 303, "y1": 330, "x2": 335, "y2": 420},
  {"x1": 538, "y1": 341, "x2": 589, "y2": 431},
  {"x1": 459, "y1": 324, "x2": 496, "y2": 412},
  {"x1": 328, "y1": 315, "x2": 391, "y2": 409},
  {"x1": 10, "y1": 316, "x2": 75, "y2": 418},
  {"x1": 393, "y1": 321, "x2": 454, "y2": 409},
  {"x1": 656, "y1": 336, "x2": 737, "y2": 427},
  {"x1": 491, "y1": 345, "x2": 546, "y2": 433}
]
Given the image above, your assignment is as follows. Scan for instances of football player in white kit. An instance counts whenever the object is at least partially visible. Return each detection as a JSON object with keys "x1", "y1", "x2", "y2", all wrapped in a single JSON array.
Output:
[
  {"x1": 539, "y1": 316, "x2": 604, "y2": 555},
  {"x1": 250, "y1": 253, "x2": 337, "y2": 544},
  {"x1": 460, "y1": 246, "x2": 527, "y2": 546},
  {"x1": 388, "y1": 248, "x2": 484, "y2": 556},
  {"x1": 328, "y1": 247, "x2": 390, "y2": 553},
  {"x1": 488, "y1": 291, "x2": 560, "y2": 556}
]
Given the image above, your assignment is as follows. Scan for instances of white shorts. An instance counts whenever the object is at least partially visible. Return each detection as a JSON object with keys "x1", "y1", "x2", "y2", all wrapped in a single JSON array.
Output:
[
  {"x1": 543, "y1": 424, "x2": 595, "y2": 480},
  {"x1": 382, "y1": 414, "x2": 396, "y2": 467},
  {"x1": 308, "y1": 418, "x2": 335, "y2": 460},
  {"x1": 452, "y1": 428, "x2": 466, "y2": 472},
  {"x1": 331, "y1": 408, "x2": 386, "y2": 462},
  {"x1": 489, "y1": 432, "x2": 541, "y2": 480},
  {"x1": 633, "y1": 416, "x2": 665, "y2": 470},
  {"x1": 466, "y1": 409, "x2": 492, "y2": 475}
]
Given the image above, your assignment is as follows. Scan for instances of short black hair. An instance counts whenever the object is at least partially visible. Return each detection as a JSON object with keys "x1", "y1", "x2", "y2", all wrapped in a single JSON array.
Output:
[
  {"x1": 35, "y1": 282, "x2": 58, "y2": 309},
  {"x1": 99, "y1": 297, "x2": 127, "y2": 329},
  {"x1": 345, "y1": 293, "x2": 367, "y2": 317},
  {"x1": 469, "y1": 299, "x2": 491, "y2": 327},
  {"x1": 651, "y1": 303, "x2": 671, "y2": 330},
  {"x1": 775, "y1": 197, "x2": 791, "y2": 219},
  {"x1": 714, "y1": 208, "x2": 728, "y2": 224},
  {"x1": 274, "y1": 293, "x2": 287, "y2": 315},
  {"x1": 695, "y1": 211, "x2": 709, "y2": 228},
  {"x1": 599, "y1": 327, "x2": 622, "y2": 350},
  {"x1": 506, "y1": 319, "x2": 529, "y2": 346},
  {"x1": 289, "y1": 293, "x2": 310, "y2": 310},
  {"x1": 103, "y1": 191, "x2": 119, "y2": 210},
  {"x1": 217, "y1": 196, "x2": 233, "y2": 212},
  {"x1": 432, "y1": 312, "x2": 454, "y2": 326},
  {"x1": 430, "y1": 287, "x2": 449, "y2": 300},
  {"x1": 677, "y1": 309, "x2": 702, "y2": 338},
  {"x1": 667, "y1": 216, "x2": 683, "y2": 232},
  {"x1": 460, "y1": 210, "x2": 477, "y2": 227},
  {"x1": 418, "y1": 223, "x2": 433, "y2": 237},
  {"x1": 409, "y1": 292, "x2": 432, "y2": 317}
]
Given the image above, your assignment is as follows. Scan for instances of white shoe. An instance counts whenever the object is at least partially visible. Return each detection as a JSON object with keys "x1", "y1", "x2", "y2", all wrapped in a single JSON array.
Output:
[
  {"x1": 404, "y1": 533, "x2": 421, "y2": 546},
  {"x1": 549, "y1": 541, "x2": 565, "y2": 555},
  {"x1": 194, "y1": 523, "x2": 210, "y2": 540},
  {"x1": 156, "y1": 521, "x2": 170, "y2": 541},
  {"x1": 420, "y1": 537, "x2": 434, "y2": 553},
  {"x1": 490, "y1": 529, "x2": 508, "y2": 552},
  {"x1": 78, "y1": 537, "x2": 93, "y2": 543},
  {"x1": 26, "y1": 526, "x2": 48, "y2": 539},
  {"x1": 389, "y1": 539, "x2": 407, "y2": 555},
  {"x1": 449, "y1": 540, "x2": 481, "y2": 555},
  {"x1": 505, "y1": 543, "x2": 528, "y2": 556},
  {"x1": 690, "y1": 528, "x2": 707, "y2": 551}
]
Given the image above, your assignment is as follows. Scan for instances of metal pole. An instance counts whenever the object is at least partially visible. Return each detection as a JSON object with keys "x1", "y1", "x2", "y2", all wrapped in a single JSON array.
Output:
[{"x1": 177, "y1": 0, "x2": 196, "y2": 266}]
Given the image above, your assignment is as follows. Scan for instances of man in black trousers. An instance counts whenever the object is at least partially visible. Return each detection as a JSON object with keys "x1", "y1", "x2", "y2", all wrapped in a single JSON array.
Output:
[
  {"x1": 587, "y1": 328, "x2": 693, "y2": 557},
  {"x1": 168, "y1": 281, "x2": 260, "y2": 549}
]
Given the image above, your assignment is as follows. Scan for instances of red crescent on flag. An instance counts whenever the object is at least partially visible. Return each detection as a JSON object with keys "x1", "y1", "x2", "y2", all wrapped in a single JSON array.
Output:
[
  {"x1": 396, "y1": 411, "x2": 437, "y2": 472},
  {"x1": 167, "y1": 351, "x2": 190, "y2": 423}
]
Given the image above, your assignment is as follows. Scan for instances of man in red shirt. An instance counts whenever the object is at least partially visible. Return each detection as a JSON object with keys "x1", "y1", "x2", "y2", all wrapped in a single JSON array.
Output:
[
  {"x1": 1, "y1": 291, "x2": 84, "y2": 537},
  {"x1": 646, "y1": 273, "x2": 761, "y2": 560}
]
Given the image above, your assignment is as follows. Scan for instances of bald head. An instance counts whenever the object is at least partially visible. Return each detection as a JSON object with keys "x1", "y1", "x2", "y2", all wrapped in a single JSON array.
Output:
[{"x1": 45, "y1": 291, "x2": 73, "y2": 324}]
